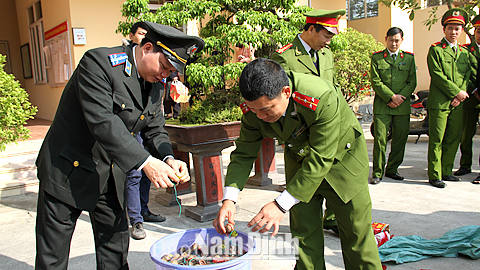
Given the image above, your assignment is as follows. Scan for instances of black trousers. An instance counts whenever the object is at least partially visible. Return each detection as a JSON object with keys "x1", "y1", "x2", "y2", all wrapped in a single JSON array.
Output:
[{"x1": 35, "y1": 178, "x2": 129, "y2": 270}]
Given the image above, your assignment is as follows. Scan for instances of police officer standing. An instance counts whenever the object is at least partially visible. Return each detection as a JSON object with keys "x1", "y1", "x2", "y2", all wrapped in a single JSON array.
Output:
[
  {"x1": 35, "y1": 22, "x2": 203, "y2": 269},
  {"x1": 427, "y1": 8, "x2": 471, "y2": 188},
  {"x1": 455, "y1": 15, "x2": 480, "y2": 184},
  {"x1": 271, "y1": 9, "x2": 345, "y2": 236},
  {"x1": 370, "y1": 27, "x2": 417, "y2": 184}
]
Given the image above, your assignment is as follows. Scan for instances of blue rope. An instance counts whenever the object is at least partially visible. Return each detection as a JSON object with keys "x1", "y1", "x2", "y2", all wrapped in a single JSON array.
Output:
[{"x1": 173, "y1": 183, "x2": 181, "y2": 217}]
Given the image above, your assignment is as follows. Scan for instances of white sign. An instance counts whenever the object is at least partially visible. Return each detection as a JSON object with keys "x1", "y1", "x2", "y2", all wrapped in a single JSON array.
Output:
[{"x1": 72, "y1": 28, "x2": 86, "y2": 45}]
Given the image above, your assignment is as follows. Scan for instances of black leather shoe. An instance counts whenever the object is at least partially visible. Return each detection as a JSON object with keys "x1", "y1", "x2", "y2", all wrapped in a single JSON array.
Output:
[
  {"x1": 429, "y1": 179, "x2": 446, "y2": 188},
  {"x1": 324, "y1": 225, "x2": 339, "y2": 236},
  {"x1": 131, "y1": 222, "x2": 146, "y2": 240},
  {"x1": 453, "y1": 167, "x2": 471, "y2": 176},
  {"x1": 370, "y1": 177, "x2": 382, "y2": 184},
  {"x1": 141, "y1": 211, "x2": 166, "y2": 222},
  {"x1": 385, "y1": 173, "x2": 404, "y2": 181},
  {"x1": 442, "y1": 175, "x2": 461, "y2": 181},
  {"x1": 472, "y1": 174, "x2": 480, "y2": 184}
]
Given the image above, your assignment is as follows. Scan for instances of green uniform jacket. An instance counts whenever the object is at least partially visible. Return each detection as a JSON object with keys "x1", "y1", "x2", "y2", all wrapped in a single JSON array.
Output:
[
  {"x1": 225, "y1": 72, "x2": 368, "y2": 204},
  {"x1": 36, "y1": 45, "x2": 174, "y2": 211},
  {"x1": 427, "y1": 38, "x2": 471, "y2": 110},
  {"x1": 271, "y1": 35, "x2": 336, "y2": 83},
  {"x1": 464, "y1": 43, "x2": 480, "y2": 109},
  {"x1": 370, "y1": 49, "x2": 417, "y2": 115}
]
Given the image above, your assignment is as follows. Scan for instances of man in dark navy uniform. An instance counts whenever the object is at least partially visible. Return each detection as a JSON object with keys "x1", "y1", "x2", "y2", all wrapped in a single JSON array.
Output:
[{"x1": 35, "y1": 22, "x2": 204, "y2": 269}]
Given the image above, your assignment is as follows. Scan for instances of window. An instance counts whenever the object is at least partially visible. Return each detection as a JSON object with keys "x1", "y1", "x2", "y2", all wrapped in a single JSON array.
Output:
[
  {"x1": 424, "y1": 0, "x2": 447, "y2": 8},
  {"x1": 348, "y1": 0, "x2": 378, "y2": 20},
  {"x1": 27, "y1": 1, "x2": 47, "y2": 84}
]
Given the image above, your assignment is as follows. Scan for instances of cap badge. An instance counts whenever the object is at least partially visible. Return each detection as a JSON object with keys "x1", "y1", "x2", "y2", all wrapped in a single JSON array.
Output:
[
  {"x1": 453, "y1": 11, "x2": 460, "y2": 16},
  {"x1": 187, "y1": 45, "x2": 198, "y2": 56}
]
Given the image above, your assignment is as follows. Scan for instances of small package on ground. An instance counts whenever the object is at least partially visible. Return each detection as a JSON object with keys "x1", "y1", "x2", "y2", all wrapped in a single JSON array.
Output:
[
  {"x1": 372, "y1": 222, "x2": 392, "y2": 247},
  {"x1": 170, "y1": 80, "x2": 190, "y2": 103}
]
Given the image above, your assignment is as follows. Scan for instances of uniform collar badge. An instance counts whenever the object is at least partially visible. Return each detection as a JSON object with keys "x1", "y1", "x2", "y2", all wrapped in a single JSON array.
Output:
[{"x1": 124, "y1": 60, "x2": 132, "y2": 77}]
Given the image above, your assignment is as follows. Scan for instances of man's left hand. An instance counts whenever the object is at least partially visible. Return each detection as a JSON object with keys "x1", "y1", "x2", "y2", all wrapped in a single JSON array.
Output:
[
  {"x1": 165, "y1": 157, "x2": 190, "y2": 183},
  {"x1": 247, "y1": 201, "x2": 285, "y2": 236}
]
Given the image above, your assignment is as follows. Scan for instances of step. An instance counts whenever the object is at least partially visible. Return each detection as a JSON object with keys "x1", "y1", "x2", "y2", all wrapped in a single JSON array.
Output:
[{"x1": 0, "y1": 141, "x2": 41, "y2": 198}]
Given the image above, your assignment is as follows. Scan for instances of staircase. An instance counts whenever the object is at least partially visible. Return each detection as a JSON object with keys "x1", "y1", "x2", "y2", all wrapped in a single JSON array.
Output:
[
  {"x1": 0, "y1": 140, "x2": 41, "y2": 198},
  {"x1": 0, "y1": 118, "x2": 50, "y2": 198}
]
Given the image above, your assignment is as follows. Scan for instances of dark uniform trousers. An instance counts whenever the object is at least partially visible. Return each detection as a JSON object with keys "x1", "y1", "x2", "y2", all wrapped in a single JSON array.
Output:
[
  {"x1": 35, "y1": 177, "x2": 129, "y2": 270},
  {"x1": 459, "y1": 107, "x2": 480, "y2": 169},
  {"x1": 459, "y1": 44, "x2": 480, "y2": 170}
]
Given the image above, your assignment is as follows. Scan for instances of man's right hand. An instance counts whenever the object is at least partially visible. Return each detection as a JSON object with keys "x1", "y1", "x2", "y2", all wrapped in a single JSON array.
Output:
[
  {"x1": 390, "y1": 94, "x2": 406, "y2": 107},
  {"x1": 142, "y1": 158, "x2": 179, "y2": 188},
  {"x1": 456, "y1": 90, "x2": 469, "y2": 102},
  {"x1": 213, "y1": 200, "x2": 236, "y2": 235}
]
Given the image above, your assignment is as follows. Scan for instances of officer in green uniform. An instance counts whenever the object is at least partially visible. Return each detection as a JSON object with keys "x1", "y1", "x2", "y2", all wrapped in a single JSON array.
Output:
[
  {"x1": 35, "y1": 22, "x2": 203, "y2": 269},
  {"x1": 427, "y1": 8, "x2": 471, "y2": 188},
  {"x1": 271, "y1": 9, "x2": 345, "y2": 235},
  {"x1": 454, "y1": 15, "x2": 480, "y2": 183},
  {"x1": 370, "y1": 27, "x2": 417, "y2": 184},
  {"x1": 213, "y1": 59, "x2": 382, "y2": 270},
  {"x1": 271, "y1": 9, "x2": 344, "y2": 83}
]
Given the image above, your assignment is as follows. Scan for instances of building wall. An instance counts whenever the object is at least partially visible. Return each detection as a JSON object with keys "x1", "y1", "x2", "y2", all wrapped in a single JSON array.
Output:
[
  {"x1": 15, "y1": 0, "x2": 67, "y2": 120},
  {"x1": 0, "y1": 0, "x2": 23, "y2": 87},
  {"x1": 69, "y1": 0, "x2": 126, "y2": 67},
  {"x1": 14, "y1": 0, "x2": 125, "y2": 121}
]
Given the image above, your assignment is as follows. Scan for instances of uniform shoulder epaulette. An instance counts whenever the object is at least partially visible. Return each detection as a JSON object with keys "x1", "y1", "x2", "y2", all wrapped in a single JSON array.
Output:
[
  {"x1": 403, "y1": 51, "x2": 414, "y2": 55},
  {"x1": 431, "y1": 41, "x2": 441, "y2": 47},
  {"x1": 372, "y1": 50, "x2": 383, "y2": 55},
  {"x1": 461, "y1": 43, "x2": 471, "y2": 47},
  {"x1": 292, "y1": 92, "x2": 319, "y2": 111},
  {"x1": 239, "y1": 102, "x2": 250, "y2": 114},
  {"x1": 276, "y1": 44, "x2": 293, "y2": 54}
]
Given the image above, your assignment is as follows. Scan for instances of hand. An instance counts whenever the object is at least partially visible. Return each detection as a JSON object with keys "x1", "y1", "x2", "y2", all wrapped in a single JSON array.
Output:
[
  {"x1": 456, "y1": 90, "x2": 469, "y2": 102},
  {"x1": 213, "y1": 200, "x2": 236, "y2": 235},
  {"x1": 451, "y1": 97, "x2": 461, "y2": 107},
  {"x1": 142, "y1": 158, "x2": 179, "y2": 188},
  {"x1": 387, "y1": 101, "x2": 399, "y2": 108},
  {"x1": 164, "y1": 157, "x2": 190, "y2": 184},
  {"x1": 473, "y1": 89, "x2": 480, "y2": 101},
  {"x1": 390, "y1": 94, "x2": 406, "y2": 106},
  {"x1": 247, "y1": 201, "x2": 285, "y2": 237}
]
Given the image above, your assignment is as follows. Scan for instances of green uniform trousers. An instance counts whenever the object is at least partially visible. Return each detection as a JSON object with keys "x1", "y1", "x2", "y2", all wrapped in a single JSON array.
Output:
[
  {"x1": 372, "y1": 114, "x2": 410, "y2": 178},
  {"x1": 428, "y1": 108, "x2": 463, "y2": 180},
  {"x1": 459, "y1": 108, "x2": 480, "y2": 169},
  {"x1": 290, "y1": 182, "x2": 381, "y2": 270}
]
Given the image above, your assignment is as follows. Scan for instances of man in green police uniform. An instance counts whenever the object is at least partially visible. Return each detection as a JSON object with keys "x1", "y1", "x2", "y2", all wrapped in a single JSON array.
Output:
[
  {"x1": 455, "y1": 15, "x2": 480, "y2": 184},
  {"x1": 213, "y1": 58, "x2": 382, "y2": 270},
  {"x1": 35, "y1": 22, "x2": 203, "y2": 269},
  {"x1": 271, "y1": 9, "x2": 345, "y2": 235},
  {"x1": 427, "y1": 8, "x2": 471, "y2": 188},
  {"x1": 370, "y1": 27, "x2": 417, "y2": 184}
]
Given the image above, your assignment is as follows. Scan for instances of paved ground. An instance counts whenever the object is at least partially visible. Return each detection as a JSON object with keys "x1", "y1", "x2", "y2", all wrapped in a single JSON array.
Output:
[{"x1": 0, "y1": 121, "x2": 479, "y2": 269}]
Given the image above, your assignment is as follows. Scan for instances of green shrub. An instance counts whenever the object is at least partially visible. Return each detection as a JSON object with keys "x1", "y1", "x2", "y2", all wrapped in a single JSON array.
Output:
[
  {"x1": 0, "y1": 54, "x2": 37, "y2": 151},
  {"x1": 330, "y1": 28, "x2": 384, "y2": 104}
]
